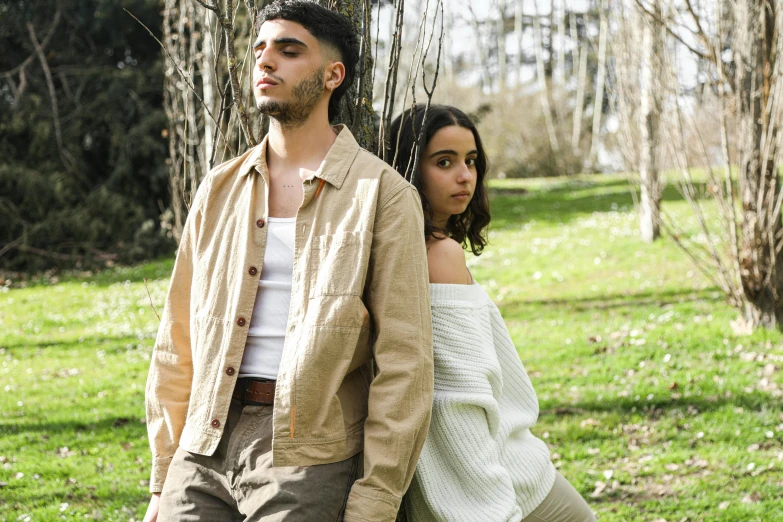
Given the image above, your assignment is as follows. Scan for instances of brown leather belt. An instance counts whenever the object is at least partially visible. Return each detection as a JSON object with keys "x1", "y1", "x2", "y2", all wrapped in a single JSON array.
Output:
[{"x1": 233, "y1": 378, "x2": 276, "y2": 405}]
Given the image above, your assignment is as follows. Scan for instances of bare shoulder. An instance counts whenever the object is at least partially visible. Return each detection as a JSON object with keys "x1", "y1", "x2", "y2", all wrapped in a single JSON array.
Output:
[{"x1": 426, "y1": 237, "x2": 471, "y2": 285}]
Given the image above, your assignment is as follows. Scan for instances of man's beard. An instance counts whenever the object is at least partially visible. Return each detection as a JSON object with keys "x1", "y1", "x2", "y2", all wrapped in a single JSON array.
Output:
[{"x1": 257, "y1": 66, "x2": 325, "y2": 128}]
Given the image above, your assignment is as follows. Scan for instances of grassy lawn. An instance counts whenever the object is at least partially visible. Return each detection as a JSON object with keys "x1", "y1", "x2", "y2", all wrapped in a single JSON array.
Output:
[{"x1": 1, "y1": 173, "x2": 781, "y2": 521}]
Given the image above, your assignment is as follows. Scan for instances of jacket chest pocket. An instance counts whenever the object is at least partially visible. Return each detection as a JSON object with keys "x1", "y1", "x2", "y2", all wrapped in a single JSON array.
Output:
[{"x1": 309, "y1": 231, "x2": 372, "y2": 297}]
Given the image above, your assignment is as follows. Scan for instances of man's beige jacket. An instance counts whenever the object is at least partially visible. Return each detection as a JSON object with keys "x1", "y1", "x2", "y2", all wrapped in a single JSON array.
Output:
[{"x1": 146, "y1": 126, "x2": 434, "y2": 521}]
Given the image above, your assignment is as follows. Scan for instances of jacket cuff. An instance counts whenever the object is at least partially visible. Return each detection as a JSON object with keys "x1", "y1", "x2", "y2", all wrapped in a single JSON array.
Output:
[
  {"x1": 344, "y1": 485, "x2": 401, "y2": 522},
  {"x1": 149, "y1": 456, "x2": 173, "y2": 493}
]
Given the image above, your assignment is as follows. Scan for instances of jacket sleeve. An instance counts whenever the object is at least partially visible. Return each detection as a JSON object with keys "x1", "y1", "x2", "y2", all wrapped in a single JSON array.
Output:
[
  {"x1": 343, "y1": 184, "x2": 434, "y2": 522},
  {"x1": 408, "y1": 395, "x2": 523, "y2": 522},
  {"x1": 144, "y1": 179, "x2": 209, "y2": 493}
]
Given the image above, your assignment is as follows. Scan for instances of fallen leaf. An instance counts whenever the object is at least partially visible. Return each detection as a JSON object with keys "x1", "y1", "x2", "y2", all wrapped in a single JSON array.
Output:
[
  {"x1": 742, "y1": 492, "x2": 761, "y2": 504},
  {"x1": 57, "y1": 447, "x2": 75, "y2": 458},
  {"x1": 590, "y1": 481, "x2": 607, "y2": 498}
]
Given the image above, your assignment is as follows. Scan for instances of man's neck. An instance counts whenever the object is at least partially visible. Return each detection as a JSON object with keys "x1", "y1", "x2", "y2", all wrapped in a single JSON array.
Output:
[{"x1": 266, "y1": 116, "x2": 338, "y2": 179}]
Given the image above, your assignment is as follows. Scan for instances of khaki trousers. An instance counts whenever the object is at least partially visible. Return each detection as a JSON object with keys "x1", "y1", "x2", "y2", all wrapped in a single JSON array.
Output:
[
  {"x1": 521, "y1": 472, "x2": 597, "y2": 522},
  {"x1": 158, "y1": 398, "x2": 362, "y2": 522}
]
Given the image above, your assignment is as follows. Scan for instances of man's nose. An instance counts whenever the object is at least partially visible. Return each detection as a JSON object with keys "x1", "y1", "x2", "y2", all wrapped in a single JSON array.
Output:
[{"x1": 257, "y1": 48, "x2": 274, "y2": 71}]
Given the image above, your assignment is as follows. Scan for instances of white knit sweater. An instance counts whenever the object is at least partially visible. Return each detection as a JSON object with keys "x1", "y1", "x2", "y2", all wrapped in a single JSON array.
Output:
[{"x1": 406, "y1": 283, "x2": 556, "y2": 522}]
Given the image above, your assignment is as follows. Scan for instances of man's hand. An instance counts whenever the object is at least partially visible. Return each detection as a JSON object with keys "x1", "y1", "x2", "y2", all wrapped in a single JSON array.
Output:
[{"x1": 142, "y1": 493, "x2": 161, "y2": 522}]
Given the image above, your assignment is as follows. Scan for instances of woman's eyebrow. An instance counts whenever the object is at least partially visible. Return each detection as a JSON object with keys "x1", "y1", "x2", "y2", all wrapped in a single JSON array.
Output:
[
  {"x1": 428, "y1": 149, "x2": 457, "y2": 158},
  {"x1": 253, "y1": 37, "x2": 308, "y2": 50},
  {"x1": 428, "y1": 149, "x2": 479, "y2": 158}
]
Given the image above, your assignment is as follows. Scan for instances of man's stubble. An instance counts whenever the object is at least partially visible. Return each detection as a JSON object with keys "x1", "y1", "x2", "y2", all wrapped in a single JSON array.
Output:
[{"x1": 257, "y1": 66, "x2": 326, "y2": 128}]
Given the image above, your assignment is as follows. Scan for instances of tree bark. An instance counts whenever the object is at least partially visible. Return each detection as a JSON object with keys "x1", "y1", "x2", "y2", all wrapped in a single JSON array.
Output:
[
  {"x1": 534, "y1": 7, "x2": 559, "y2": 152},
  {"x1": 638, "y1": 0, "x2": 663, "y2": 242},
  {"x1": 315, "y1": 0, "x2": 376, "y2": 148},
  {"x1": 735, "y1": 0, "x2": 783, "y2": 328},
  {"x1": 497, "y1": 0, "x2": 507, "y2": 93},
  {"x1": 587, "y1": 0, "x2": 608, "y2": 171},
  {"x1": 202, "y1": 8, "x2": 217, "y2": 178}
]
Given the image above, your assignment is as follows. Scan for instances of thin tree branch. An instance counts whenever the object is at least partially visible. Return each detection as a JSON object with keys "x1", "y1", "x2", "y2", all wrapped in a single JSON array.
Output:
[
  {"x1": 632, "y1": 0, "x2": 709, "y2": 59},
  {"x1": 0, "y1": 11, "x2": 61, "y2": 78},
  {"x1": 193, "y1": 0, "x2": 219, "y2": 11},
  {"x1": 410, "y1": 0, "x2": 445, "y2": 186},
  {"x1": 222, "y1": 0, "x2": 257, "y2": 148},
  {"x1": 143, "y1": 278, "x2": 161, "y2": 321},
  {"x1": 124, "y1": 8, "x2": 234, "y2": 156},
  {"x1": 27, "y1": 19, "x2": 76, "y2": 172}
]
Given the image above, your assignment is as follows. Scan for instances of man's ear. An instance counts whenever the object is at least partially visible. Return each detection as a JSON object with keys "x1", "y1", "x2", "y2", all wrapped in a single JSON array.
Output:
[{"x1": 325, "y1": 61, "x2": 346, "y2": 92}]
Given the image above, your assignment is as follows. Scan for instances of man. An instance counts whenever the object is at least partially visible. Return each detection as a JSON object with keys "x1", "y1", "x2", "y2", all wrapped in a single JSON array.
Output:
[{"x1": 141, "y1": 1, "x2": 433, "y2": 521}]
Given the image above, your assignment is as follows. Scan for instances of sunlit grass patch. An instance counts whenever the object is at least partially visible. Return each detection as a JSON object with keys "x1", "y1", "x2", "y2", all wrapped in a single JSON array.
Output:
[{"x1": 1, "y1": 177, "x2": 782, "y2": 520}]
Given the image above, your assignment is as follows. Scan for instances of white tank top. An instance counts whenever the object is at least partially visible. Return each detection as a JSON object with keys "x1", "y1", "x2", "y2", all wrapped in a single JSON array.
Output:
[{"x1": 239, "y1": 217, "x2": 295, "y2": 379}]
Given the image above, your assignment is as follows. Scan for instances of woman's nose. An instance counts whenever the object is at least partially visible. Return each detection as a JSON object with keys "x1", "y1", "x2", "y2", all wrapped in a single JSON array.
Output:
[{"x1": 457, "y1": 165, "x2": 473, "y2": 183}]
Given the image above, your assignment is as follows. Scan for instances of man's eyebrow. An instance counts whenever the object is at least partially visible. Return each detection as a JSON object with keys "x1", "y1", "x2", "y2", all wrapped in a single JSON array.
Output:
[{"x1": 253, "y1": 37, "x2": 309, "y2": 50}]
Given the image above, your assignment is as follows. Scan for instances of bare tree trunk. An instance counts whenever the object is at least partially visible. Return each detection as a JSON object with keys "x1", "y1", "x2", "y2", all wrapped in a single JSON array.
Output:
[
  {"x1": 735, "y1": 0, "x2": 783, "y2": 328},
  {"x1": 202, "y1": 8, "x2": 217, "y2": 179},
  {"x1": 550, "y1": 0, "x2": 566, "y2": 129},
  {"x1": 515, "y1": 0, "x2": 523, "y2": 87},
  {"x1": 162, "y1": 0, "x2": 194, "y2": 242},
  {"x1": 587, "y1": 0, "x2": 607, "y2": 170},
  {"x1": 315, "y1": 0, "x2": 376, "y2": 148},
  {"x1": 468, "y1": 4, "x2": 494, "y2": 92},
  {"x1": 534, "y1": 4, "x2": 560, "y2": 152},
  {"x1": 444, "y1": 3, "x2": 454, "y2": 99},
  {"x1": 571, "y1": 11, "x2": 587, "y2": 153},
  {"x1": 555, "y1": 0, "x2": 566, "y2": 85},
  {"x1": 632, "y1": 0, "x2": 783, "y2": 332},
  {"x1": 638, "y1": 0, "x2": 663, "y2": 242},
  {"x1": 497, "y1": 0, "x2": 507, "y2": 93}
]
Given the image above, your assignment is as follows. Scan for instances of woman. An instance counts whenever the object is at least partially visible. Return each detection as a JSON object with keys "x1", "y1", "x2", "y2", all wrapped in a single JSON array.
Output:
[{"x1": 387, "y1": 105, "x2": 596, "y2": 522}]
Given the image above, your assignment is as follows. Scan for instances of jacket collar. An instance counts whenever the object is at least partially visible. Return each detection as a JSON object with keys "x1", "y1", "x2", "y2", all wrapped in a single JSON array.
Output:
[{"x1": 239, "y1": 124, "x2": 360, "y2": 190}]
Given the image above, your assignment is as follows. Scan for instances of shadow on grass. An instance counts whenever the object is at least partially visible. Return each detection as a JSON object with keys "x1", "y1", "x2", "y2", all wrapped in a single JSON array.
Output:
[
  {"x1": 490, "y1": 181, "x2": 711, "y2": 229},
  {"x1": 500, "y1": 287, "x2": 719, "y2": 316},
  {"x1": 541, "y1": 390, "x2": 772, "y2": 418},
  {"x1": 8, "y1": 257, "x2": 174, "y2": 290},
  {"x1": 1, "y1": 334, "x2": 150, "y2": 352},
  {"x1": 1, "y1": 487, "x2": 149, "y2": 515},
  {"x1": 1, "y1": 415, "x2": 147, "y2": 437}
]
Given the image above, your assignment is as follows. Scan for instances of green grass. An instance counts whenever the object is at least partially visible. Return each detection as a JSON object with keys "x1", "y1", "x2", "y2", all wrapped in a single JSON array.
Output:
[{"x1": 2, "y1": 174, "x2": 782, "y2": 521}]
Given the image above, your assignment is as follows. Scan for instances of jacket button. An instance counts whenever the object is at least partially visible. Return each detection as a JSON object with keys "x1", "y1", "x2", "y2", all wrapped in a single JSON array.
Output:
[
  {"x1": 211, "y1": 419, "x2": 220, "y2": 428},
  {"x1": 237, "y1": 317, "x2": 246, "y2": 327},
  {"x1": 248, "y1": 266, "x2": 258, "y2": 276},
  {"x1": 226, "y1": 367, "x2": 235, "y2": 376},
  {"x1": 256, "y1": 218, "x2": 265, "y2": 228}
]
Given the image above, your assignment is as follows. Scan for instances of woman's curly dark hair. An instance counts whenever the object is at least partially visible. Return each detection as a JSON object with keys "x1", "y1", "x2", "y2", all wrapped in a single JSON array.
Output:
[{"x1": 387, "y1": 104, "x2": 491, "y2": 256}]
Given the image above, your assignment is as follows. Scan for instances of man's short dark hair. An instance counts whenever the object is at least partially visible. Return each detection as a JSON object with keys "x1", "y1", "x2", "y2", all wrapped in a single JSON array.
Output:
[{"x1": 258, "y1": 0, "x2": 360, "y2": 122}]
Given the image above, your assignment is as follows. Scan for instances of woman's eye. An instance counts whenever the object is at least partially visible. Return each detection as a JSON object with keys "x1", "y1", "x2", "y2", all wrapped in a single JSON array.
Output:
[
  {"x1": 437, "y1": 159, "x2": 452, "y2": 168},
  {"x1": 466, "y1": 157, "x2": 477, "y2": 167}
]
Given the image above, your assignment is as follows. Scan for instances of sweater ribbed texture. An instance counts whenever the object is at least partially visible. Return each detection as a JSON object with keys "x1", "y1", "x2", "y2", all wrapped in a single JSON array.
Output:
[{"x1": 406, "y1": 283, "x2": 556, "y2": 522}]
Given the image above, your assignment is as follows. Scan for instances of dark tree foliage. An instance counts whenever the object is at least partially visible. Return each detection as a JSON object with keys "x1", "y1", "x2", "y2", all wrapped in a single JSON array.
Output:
[{"x1": 0, "y1": 0, "x2": 172, "y2": 272}]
